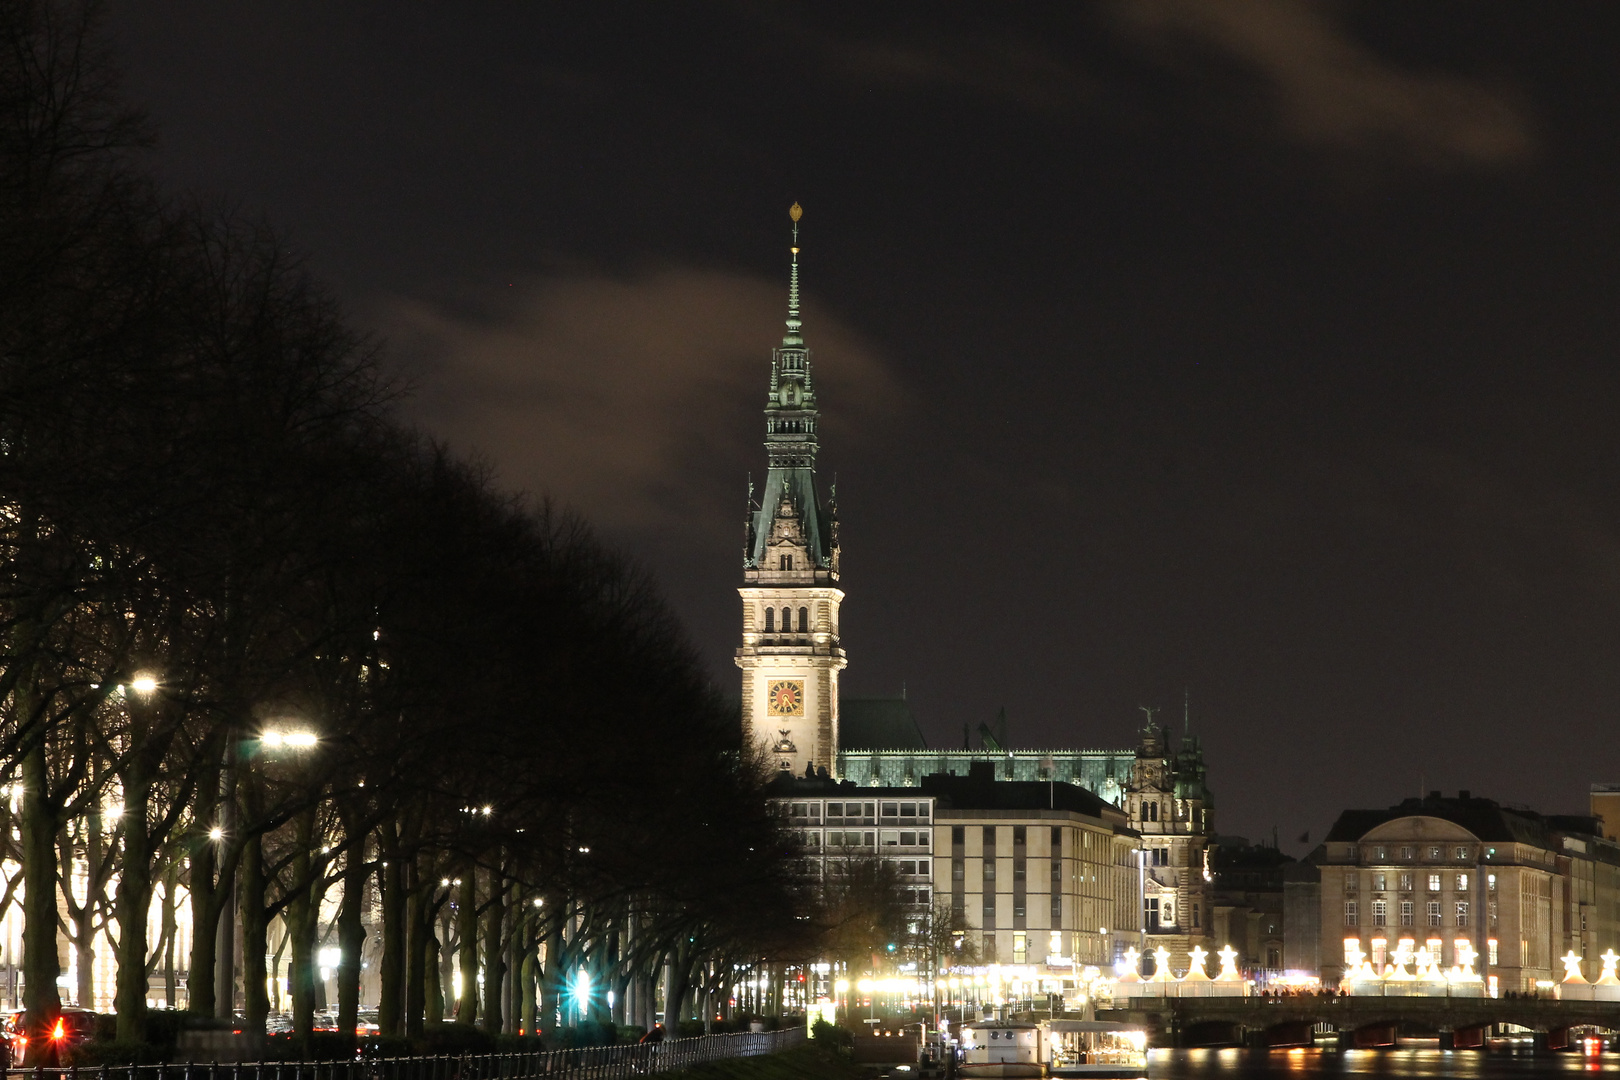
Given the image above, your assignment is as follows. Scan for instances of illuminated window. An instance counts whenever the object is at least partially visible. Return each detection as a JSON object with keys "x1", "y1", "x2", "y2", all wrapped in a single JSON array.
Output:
[
  {"x1": 1345, "y1": 901, "x2": 1359, "y2": 927},
  {"x1": 1427, "y1": 938, "x2": 1444, "y2": 964},
  {"x1": 1429, "y1": 846, "x2": 1442, "y2": 860},
  {"x1": 1013, "y1": 932, "x2": 1027, "y2": 963},
  {"x1": 1373, "y1": 900, "x2": 1387, "y2": 927},
  {"x1": 1457, "y1": 873, "x2": 1469, "y2": 891},
  {"x1": 1427, "y1": 874, "x2": 1441, "y2": 892},
  {"x1": 1487, "y1": 873, "x2": 1496, "y2": 892},
  {"x1": 1454, "y1": 846, "x2": 1469, "y2": 860},
  {"x1": 1400, "y1": 901, "x2": 1414, "y2": 926},
  {"x1": 1427, "y1": 901, "x2": 1442, "y2": 927},
  {"x1": 1372, "y1": 938, "x2": 1387, "y2": 966},
  {"x1": 1489, "y1": 938, "x2": 1499, "y2": 965},
  {"x1": 1376, "y1": 847, "x2": 1388, "y2": 861},
  {"x1": 1399, "y1": 873, "x2": 1412, "y2": 892},
  {"x1": 1344, "y1": 938, "x2": 1362, "y2": 965},
  {"x1": 1456, "y1": 901, "x2": 1469, "y2": 927},
  {"x1": 1401, "y1": 847, "x2": 1415, "y2": 860},
  {"x1": 1345, "y1": 873, "x2": 1358, "y2": 892},
  {"x1": 1373, "y1": 873, "x2": 1386, "y2": 891}
]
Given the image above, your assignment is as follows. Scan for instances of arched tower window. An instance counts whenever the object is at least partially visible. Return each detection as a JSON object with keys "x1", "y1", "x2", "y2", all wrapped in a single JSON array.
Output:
[
  {"x1": 798, "y1": 607, "x2": 809, "y2": 633},
  {"x1": 763, "y1": 607, "x2": 774, "y2": 632},
  {"x1": 781, "y1": 607, "x2": 791, "y2": 632}
]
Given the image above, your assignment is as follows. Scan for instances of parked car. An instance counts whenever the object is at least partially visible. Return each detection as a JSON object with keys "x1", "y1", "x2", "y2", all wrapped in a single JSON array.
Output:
[{"x1": 5, "y1": 1008, "x2": 101, "y2": 1062}]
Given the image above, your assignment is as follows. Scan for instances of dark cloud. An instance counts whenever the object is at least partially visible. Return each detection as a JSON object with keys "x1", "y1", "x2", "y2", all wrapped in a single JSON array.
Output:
[
  {"x1": 384, "y1": 268, "x2": 899, "y2": 534},
  {"x1": 1111, "y1": 0, "x2": 1534, "y2": 167}
]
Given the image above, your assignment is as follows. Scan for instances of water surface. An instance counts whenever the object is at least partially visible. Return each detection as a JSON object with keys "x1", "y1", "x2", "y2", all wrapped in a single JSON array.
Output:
[{"x1": 1145, "y1": 1046, "x2": 1619, "y2": 1077}]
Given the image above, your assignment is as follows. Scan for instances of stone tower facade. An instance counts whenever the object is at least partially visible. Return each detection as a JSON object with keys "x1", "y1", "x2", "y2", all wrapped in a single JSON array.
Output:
[
  {"x1": 736, "y1": 205, "x2": 846, "y2": 777},
  {"x1": 1124, "y1": 718, "x2": 1216, "y2": 973}
]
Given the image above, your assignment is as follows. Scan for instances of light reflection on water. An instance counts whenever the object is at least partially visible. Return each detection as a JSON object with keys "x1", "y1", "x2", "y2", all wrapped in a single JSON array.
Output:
[{"x1": 1143, "y1": 1045, "x2": 1620, "y2": 1077}]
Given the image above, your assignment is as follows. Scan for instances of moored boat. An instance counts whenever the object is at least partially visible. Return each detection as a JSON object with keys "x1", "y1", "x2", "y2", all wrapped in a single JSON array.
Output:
[
  {"x1": 1042, "y1": 1019, "x2": 1148, "y2": 1079},
  {"x1": 958, "y1": 1021, "x2": 1045, "y2": 1078}
]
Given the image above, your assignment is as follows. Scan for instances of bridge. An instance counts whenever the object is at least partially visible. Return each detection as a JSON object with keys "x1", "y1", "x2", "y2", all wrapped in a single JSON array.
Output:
[{"x1": 1106, "y1": 995, "x2": 1620, "y2": 1049}]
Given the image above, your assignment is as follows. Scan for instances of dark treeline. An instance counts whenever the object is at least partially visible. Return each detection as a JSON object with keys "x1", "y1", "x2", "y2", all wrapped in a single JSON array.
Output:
[{"x1": 0, "y1": 1, "x2": 813, "y2": 1061}]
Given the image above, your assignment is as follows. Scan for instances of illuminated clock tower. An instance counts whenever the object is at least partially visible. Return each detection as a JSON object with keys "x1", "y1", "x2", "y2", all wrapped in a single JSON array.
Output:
[{"x1": 737, "y1": 204, "x2": 846, "y2": 777}]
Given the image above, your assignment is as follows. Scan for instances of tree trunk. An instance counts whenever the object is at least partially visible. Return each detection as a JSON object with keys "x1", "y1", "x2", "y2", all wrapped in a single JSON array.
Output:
[
  {"x1": 481, "y1": 873, "x2": 505, "y2": 1034},
  {"x1": 112, "y1": 771, "x2": 153, "y2": 1041},
  {"x1": 664, "y1": 942, "x2": 694, "y2": 1035},
  {"x1": 424, "y1": 926, "x2": 444, "y2": 1025},
  {"x1": 162, "y1": 866, "x2": 178, "y2": 1008},
  {"x1": 239, "y1": 833, "x2": 269, "y2": 1036},
  {"x1": 540, "y1": 922, "x2": 564, "y2": 1032},
  {"x1": 435, "y1": 902, "x2": 454, "y2": 1023},
  {"x1": 20, "y1": 740, "x2": 61, "y2": 1064},
  {"x1": 519, "y1": 922, "x2": 537, "y2": 1036},
  {"x1": 404, "y1": 876, "x2": 428, "y2": 1036},
  {"x1": 455, "y1": 871, "x2": 478, "y2": 1024},
  {"x1": 288, "y1": 810, "x2": 320, "y2": 1043},
  {"x1": 376, "y1": 838, "x2": 406, "y2": 1037},
  {"x1": 187, "y1": 768, "x2": 227, "y2": 1018},
  {"x1": 336, "y1": 845, "x2": 366, "y2": 1049}
]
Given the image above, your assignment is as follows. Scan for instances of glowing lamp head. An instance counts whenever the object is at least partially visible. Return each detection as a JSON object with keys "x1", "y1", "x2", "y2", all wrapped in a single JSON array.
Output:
[
  {"x1": 130, "y1": 675, "x2": 158, "y2": 695},
  {"x1": 51, "y1": 1019, "x2": 65, "y2": 1040},
  {"x1": 208, "y1": 826, "x2": 224, "y2": 841}
]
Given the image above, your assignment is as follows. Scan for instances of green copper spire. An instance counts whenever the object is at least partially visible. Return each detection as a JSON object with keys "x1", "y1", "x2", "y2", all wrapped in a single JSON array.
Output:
[
  {"x1": 742, "y1": 202, "x2": 838, "y2": 580},
  {"x1": 784, "y1": 202, "x2": 803, "y2": 347}
]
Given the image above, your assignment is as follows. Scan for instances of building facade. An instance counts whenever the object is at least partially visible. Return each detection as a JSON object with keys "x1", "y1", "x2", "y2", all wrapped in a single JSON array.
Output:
[
  {"x1": 1315, "y1": 791, "x2": 1620, "y2": 992},
  {"x1": 923, "y1": 767, "x2": 1141, "y2": 971},
  {"x1": 1122, "y1": 724, "x2": 1215, "y2": 972},
  {"x1": 1209, "y1": 841, "x2": 1293, "y2": 978},
  {"x1": 736, "y1": 206, "x2": 846, "y2": 777}
]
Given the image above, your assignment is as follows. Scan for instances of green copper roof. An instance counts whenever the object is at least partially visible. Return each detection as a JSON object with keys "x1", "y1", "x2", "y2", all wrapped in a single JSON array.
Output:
[
  {"x1": 840, "y1": 697, "x2": 928, "y2": 751},
  {"x1": 745, "y1": 207, "x2": 836, "y2": 572}
]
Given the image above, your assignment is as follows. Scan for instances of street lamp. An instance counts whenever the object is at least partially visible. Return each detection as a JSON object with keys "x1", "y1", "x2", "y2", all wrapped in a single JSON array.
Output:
[
  {"x1": 261, "y1": 729, "x2": 317, "y2": 749},
  {"x1": 129, "y1": 674, "x2": 159, "y2": 695}
]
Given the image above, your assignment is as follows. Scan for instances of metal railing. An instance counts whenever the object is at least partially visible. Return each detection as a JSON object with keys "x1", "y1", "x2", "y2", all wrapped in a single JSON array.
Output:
[{"x1": 5, "y1": 1027, "x2": 806, "y2": 1080}]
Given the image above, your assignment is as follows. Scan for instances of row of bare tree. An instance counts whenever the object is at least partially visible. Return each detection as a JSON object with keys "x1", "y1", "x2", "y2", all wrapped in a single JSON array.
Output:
[{"x1": 0, "y1": 1, "x2": 814, "y2": 1060}]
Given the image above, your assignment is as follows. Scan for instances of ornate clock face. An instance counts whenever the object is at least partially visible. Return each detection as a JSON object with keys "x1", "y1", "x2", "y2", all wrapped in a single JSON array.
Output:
[{"x1": 768, "y1": 679, "x2": 804, "y2": 716}]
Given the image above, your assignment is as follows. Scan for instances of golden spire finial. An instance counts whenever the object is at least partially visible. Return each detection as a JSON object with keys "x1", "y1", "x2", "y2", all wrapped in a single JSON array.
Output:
[{"x1": 789, "y1": 202, "x2": 802, "y2": 222}]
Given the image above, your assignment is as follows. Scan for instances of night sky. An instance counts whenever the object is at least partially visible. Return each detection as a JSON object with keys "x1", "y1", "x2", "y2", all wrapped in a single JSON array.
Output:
[{"x1": 107, "y1": 3, "x2": 1620, "y2": 848}]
